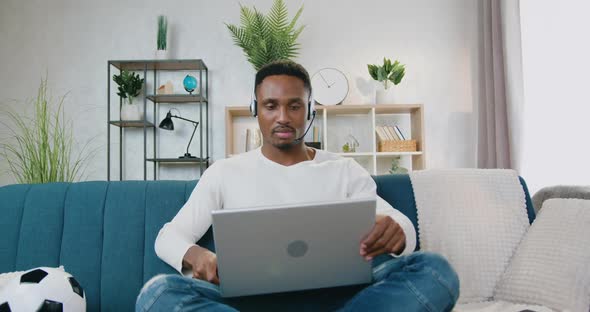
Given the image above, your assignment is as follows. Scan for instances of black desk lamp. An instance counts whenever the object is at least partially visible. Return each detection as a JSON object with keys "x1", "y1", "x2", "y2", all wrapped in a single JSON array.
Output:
[{"x1": 159, "y1": 110, "x2": 199, "y2": 159}]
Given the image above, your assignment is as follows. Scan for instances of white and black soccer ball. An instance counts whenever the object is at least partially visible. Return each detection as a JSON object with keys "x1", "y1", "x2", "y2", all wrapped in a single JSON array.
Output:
[{"x1": 0, "y1": 266, "x2": 86, "y2": 312}]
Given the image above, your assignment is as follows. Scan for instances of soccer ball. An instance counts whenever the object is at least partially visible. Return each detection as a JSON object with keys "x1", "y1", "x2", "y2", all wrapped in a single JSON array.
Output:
[{"x1": 0, "y1": 266, "x2": 86, "y2": 312}]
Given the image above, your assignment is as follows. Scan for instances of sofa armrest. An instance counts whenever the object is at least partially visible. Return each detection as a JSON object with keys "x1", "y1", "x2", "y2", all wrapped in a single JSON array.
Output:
[{"x1": 532, "y1": 185, "x2": 590, "y2": 214}]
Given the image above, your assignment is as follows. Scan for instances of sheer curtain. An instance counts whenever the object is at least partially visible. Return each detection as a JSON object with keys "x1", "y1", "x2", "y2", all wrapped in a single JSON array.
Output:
[{"x1": 477, "y1": 0, "x2": 522, "y2": 169}]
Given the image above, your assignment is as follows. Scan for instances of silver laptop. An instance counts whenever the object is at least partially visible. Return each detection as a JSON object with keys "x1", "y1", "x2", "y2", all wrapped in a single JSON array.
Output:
[{"x1": 211, "y1": 198, "x2": 376, "y2": 298}]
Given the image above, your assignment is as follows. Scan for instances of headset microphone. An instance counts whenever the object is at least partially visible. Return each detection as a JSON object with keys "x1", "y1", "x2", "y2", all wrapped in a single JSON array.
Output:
[{"x1": 291, "y1": 111, "x2": 317, "y2": 145}]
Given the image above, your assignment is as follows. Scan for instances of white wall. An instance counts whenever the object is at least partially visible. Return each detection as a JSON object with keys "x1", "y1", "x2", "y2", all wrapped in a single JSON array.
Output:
[
  {"x1": 0, "y1": 0, "x2": 482, "y2": 185},
  {"x1": 519, "y1": 0, "x2": 590, "y2": 193}
]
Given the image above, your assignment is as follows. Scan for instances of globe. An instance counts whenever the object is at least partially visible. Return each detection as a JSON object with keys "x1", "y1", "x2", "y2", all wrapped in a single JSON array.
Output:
[{"x1": 183, "y1": 75, "x2": 198, "y2": 94}]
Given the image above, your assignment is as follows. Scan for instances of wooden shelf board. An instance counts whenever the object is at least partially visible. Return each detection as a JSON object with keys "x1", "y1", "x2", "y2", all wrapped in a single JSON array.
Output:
[
  {"x1": 109, "y1": 59, "x2": 207, "y2": 71},
  {"x1": 318, "y1": 105, "x2": 372, "y2": 115},
  {"x1": 226, "y1": 106, "x2": 253, "y2": 117},
  {"x1": 376, "y1": 151, "x2": 423, "y2": 156},
  {"x1": 226, "y1": 104, "x2": 423, "y2": 115},
  {"x1": 146, "y1": 157, "x2": 208, "y2": 164},
  {"x1": 334, "y1": 152, "x2": 374, "y2": 157},
  {"x1": 374, "y1": 104, "x2": 422, "y2": 114},
  {"x1": 147, "y1": 94, "x2": 208, "y2": 103},
  {"x1": 109, "y1": 120, "x2": 155, "y2": 128}
]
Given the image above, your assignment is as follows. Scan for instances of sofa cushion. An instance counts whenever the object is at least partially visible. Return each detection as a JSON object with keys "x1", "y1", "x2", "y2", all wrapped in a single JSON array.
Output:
[
  {"x1": 14, "y1": 183, "x2": 70, "y2": 271},
  {"x1": 0, "y1": 184, "x2": 30, "y2": 272},
  {"x1": 59, "y1": 181, "x2": 108, "y2": 311},
  {"x1": 494, "y1": 198, "x2": 590, "y2": 311}
]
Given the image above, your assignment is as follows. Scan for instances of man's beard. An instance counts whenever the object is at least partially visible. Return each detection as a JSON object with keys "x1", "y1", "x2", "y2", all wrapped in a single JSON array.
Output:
[{"x1": 273, "y1": 141, "x2": 295, "y2": 150}]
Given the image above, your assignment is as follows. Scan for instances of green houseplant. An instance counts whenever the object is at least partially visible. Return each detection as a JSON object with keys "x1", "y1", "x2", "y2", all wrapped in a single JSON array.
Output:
[
  {"x1": 388, "y1": 156, "x2": 408, "y2": 174},
  {"x1": 156, "y1": 15, "x2": 169, "y2": 59},
  {"x1": 368, "y1": 58, "x2": 406, "y2": 104},
  {"x1": 0, "y1": 78, "x2": 91, "y2": 183},
  {"x1": 368, "y1": 58, "x2": 405, "y2": 90},
  {"x1": 225, "y1": 0, "x2": 305, "y2": 71},
  {"x1": 113, "y1": 70, "x2": 145, "y2": 120}
]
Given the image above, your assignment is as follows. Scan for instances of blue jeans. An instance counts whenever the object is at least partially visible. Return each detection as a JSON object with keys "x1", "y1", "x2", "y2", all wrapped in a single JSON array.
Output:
[{"x1": 136, "y1": 251, "x2": 459, "y2": 312}]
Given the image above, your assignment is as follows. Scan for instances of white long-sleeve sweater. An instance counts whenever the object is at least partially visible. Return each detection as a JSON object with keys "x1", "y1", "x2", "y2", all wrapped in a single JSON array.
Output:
[{"x1": 155, "y1": 147, "x2": 417, "y2": 274}]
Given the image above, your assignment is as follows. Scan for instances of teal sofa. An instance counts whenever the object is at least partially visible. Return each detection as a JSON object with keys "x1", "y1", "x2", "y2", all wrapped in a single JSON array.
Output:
[{"x1": 0, "y1": 175, "x2": 536, "y2": 311}]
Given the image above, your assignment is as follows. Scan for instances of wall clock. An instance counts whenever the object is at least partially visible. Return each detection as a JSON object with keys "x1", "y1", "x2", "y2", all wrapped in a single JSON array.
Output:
[{"x1": 311, "y1": 68, "x2": 349, "y2": 105}]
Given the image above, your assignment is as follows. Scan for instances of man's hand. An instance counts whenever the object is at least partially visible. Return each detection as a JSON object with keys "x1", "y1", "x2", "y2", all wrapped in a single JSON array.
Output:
[
  {"x1": 360, "y1": 215, "x2": 406, "y2": 261},
  {"x1": 182, "y1": 245, "x2": 220, "y2": 284}
]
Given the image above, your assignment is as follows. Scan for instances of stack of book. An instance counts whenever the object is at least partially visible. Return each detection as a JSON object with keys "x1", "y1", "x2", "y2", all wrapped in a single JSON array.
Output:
[
  {"x1": 375, "y1": 125, "x2": 406, "y2": 141},
  {"x1": 311, "y1": 126, "x2": 321, "y2": 143},
  {"x1": 375, "y1": 125, "x2": 417, "y2": 152}
]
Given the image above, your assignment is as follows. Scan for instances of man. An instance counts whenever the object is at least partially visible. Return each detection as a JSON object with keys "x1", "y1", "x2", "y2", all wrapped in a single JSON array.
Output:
[{"x1": 136, "y1": 60, "x2": 459, "y2": 311}]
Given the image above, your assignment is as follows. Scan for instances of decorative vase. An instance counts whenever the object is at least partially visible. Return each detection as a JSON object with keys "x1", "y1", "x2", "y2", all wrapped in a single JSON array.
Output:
[
  {"x1": 155, "y1": 49, "x2": 169, "y2": 60},
  {"x1": 342, "y1": 134, "x2": 359, "y2": 153},
  {"x1": 183, "y1": 75, "x2": 198, "y2": 94},
  {"x1": 120, "y1": 103, "x2": 144, "y2": 121},
  {"x1": 375, "y1": 85, "x2": 396, "y2": 104}
]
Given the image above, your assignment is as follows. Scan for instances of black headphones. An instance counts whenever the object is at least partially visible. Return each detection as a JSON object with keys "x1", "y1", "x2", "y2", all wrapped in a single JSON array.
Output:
[{"x1": 250, "y1": 92, "x2": 316, "y2": 121}]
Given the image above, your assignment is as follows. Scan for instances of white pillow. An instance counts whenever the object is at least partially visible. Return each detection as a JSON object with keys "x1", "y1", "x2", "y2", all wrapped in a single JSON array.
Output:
[{"x1": 494, "y1": 198, "x2": 590, "y2": 312}]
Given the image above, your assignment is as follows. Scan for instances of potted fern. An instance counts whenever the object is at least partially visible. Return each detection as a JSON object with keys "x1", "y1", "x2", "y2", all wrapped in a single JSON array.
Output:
[
  {"x1": 0, "y1": 78, "x2": 92, "y2": 183},
  {"x1": 113, "y1": 70, "x2": 145, "y2": 120},
  {"x1": 155, "y1": 15, "x2": 169, "y2": 59},
  {"x1": 368, "y1": 58, "x2": 406, "y2": 104},
  {"x1": 225, "y1": 0, "x2": 305, "y2": 71}
]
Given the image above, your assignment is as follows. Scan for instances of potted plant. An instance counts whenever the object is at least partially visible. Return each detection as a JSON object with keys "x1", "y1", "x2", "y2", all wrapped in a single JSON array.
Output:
[
  {"x1": 155, "y1": 15, "x2": 169, "y2": 59},
  {"x1": 225, "y1": 0, "x2": 305, "y2": 71},
  {"x1": 388, "y1": 156, "x2": 408, "y2": 174},
  {"x1": 368, "y1": 58, "x2": 405, "y2": 104},
  {"x1": 113, "y1": 70, "x2": 145, "y2": 120},
  {"x1": 0, "y1": 78, "x2": 93, "y2": 183}
]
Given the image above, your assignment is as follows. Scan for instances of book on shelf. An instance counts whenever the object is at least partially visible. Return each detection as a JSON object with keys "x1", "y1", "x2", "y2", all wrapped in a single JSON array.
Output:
[
  {"x1": 384, "y1": 126, "x2": 394, "y2": 140},
  {"x1": 382, "y1": 126, "x2": 397, "y2": 140},
  {"x1": 387, "y1": 126, "x2": 400, "y2": 140},
  {"x1": 375, "y1": 126, "x2": 388, "y2": 141},
  {"x1": 376, "y1": 126, "x2": 396, "y2": 141},
  {"x1": 376, "y1": 125, "x2": 408, "y2": 142},
  {"x1": 393, "y1": 125, "x2": 406, "y2": 140},
  {"x1": 311, "y1": 126, "x2": 321, "y2": 142}
]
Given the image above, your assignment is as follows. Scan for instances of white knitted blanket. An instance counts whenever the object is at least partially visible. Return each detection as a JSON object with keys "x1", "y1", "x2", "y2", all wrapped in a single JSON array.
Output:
[
  {"x1": 409, "y1": 169, "x2": 529, "y2": 304},
  {"x1": 454, "y1": 301, "x2": 554, "y2": 312}
]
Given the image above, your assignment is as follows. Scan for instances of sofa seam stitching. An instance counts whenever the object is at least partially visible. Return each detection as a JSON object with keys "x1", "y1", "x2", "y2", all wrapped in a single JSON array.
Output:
[
  {"x1": 57, "y1": 183, "x2": 71, "y2": 267},
  {"x1": 98, "y1": 182, "x2": 109, "y2": 312},
  {"x1": 14, "y1": 184, "x2": 32, "y2": 270},
  {"x1": 141, "y1": 182, "x2": 148, "y2": 286}
]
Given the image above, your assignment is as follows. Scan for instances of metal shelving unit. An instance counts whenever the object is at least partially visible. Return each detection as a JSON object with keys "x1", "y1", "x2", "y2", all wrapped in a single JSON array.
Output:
[{"x1": 107, "y1": 59, "x2": 209, "y2": 181}]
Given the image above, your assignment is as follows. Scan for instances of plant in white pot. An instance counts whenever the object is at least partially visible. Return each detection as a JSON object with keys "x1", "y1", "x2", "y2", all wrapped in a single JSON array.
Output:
[
  {"x1": 368, "y1": 58, "x2": 405, "y2": 104},
  {"x1": 113, "y1": 70, "x2": 145, "y2": 120},
  {"x1": 155, "y1": 15, "x2": 169, "y2": 59}
]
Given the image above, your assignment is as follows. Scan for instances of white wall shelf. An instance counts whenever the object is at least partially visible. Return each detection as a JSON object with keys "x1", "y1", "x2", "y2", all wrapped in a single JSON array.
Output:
[{"x1": 225, "y1": 104, "x2": 425, "y2": 174}]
